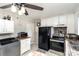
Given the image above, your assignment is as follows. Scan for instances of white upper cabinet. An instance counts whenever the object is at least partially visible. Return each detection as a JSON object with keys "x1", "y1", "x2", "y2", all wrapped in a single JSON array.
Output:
[
  {"x1": 41, "y1": 19, "x2": 47, "y2": 26},
  {"x1": 46, "y1": 16, "x2": 59, "y2": 26},
  {"x1": 58, "y1": 15, "x2": 67, "y2": 25},
  {"x1": 41, "y1": 14, "x2": 76, "y2": 34},
  {"x1": 5, "y1": 20, "x2": 14, "y2": 33},
  {"x1": 0, "y1": 20, "x2": 5, "y2": 33},
  {"x1": 0, "y1": 19, "x2": 14, "y2": 34},
  {"x1": 41, "y1": 16, "x2": 58, "y2": 26}
]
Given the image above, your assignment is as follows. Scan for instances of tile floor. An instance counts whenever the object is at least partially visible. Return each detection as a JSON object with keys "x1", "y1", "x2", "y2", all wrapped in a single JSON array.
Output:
[{"x1": 22, "y1": 44, "x2": 64, "y2": 56}]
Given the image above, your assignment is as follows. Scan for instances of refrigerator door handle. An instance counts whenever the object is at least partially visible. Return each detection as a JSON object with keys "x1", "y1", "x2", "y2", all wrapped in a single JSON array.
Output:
[
  {"x1": 48, "y1": 34, "x2": 50, "y2": 36},
  {"x1": 48, "y1": 33, "x2": 50, "y2": 36}
]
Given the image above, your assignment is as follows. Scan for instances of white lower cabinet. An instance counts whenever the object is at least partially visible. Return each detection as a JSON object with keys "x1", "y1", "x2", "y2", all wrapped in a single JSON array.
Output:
[{"x1": 20, "y1": 38, "x2": 31, "y2": 55}]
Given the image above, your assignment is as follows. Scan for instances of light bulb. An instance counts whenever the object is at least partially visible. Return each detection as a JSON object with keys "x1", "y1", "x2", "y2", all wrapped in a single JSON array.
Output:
[
  {"x1": 21, "y1": 6, "x2": 25, "y2": 13},
  {"x1": 18, "y1": 10, "x2": 23, "y2": 15},
  {"x1": 11, "y1": 5, "x2": 17, "y2": 12}
]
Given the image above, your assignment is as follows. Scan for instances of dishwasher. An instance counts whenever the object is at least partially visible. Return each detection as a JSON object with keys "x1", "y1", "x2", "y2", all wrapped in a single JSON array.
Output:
[{"x1": 0, "y1": 37, "x2": 20, "y2": 56}]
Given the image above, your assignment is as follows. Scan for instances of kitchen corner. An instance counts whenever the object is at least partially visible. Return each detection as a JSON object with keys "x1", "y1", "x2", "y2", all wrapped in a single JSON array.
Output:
[{"x1": 65, "y1": 34, "x2": 79, "y2": 56}]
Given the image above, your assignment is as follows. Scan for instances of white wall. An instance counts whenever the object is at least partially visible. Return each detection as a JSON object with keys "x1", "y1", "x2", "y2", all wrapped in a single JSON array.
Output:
[{"x1": 41, "y1": 13, "x2": 76, "y2": 34}]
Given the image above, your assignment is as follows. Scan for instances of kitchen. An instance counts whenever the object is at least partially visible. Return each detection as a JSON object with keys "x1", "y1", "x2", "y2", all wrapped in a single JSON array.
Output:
[{"x1": 0, "y1": 3, "x2": 79, "y2": 56}]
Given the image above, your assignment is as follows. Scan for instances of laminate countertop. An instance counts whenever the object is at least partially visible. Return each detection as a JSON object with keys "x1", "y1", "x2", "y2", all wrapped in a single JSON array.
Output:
[
  {"x1": 65, "y1": 39, "x2": 79, "y2": 56},
  {"x1": 16, "y1": 37, "x2": 31, "y2": 40}
]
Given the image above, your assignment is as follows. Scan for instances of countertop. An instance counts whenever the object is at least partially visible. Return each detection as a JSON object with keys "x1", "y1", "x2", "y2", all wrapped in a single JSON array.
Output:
[
  {"x1": 65, "y1": 39, "x2": 79, "y2": 56},
  {"x1": 16, "y1": 37, "x2": 31, "y2": 40}
]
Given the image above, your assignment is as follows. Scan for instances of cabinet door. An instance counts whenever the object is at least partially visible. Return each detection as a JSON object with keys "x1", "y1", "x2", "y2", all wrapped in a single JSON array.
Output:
[
  {"x1": 21, "y1": 39, "x2": 27, "y2": 54},
  {"x1": 0, "y1": 20, "x2": 3, "y2": 33},
  {"x1": 5, "y1": 20, "x2": 14, "y2": 33},
  {"x1": 26, "y1": 38, "x2": 31, "y2": 50},
  {"x1": 0, "y1": 20, "x2": 5, "y2": 33},
  {"x1": 9, "y1": 21, "x2": 14, "y2": 33},
  {"x1": 78, "y1": 17, "x2": 79, "y2": 35},
  {"x1": 66, "y1": 14, "x2": 75, "y2": 33},
  {"x1": 59, "y1": 15, "x2": 67, "y2": 25},
  {"x1": 0, "y1": 19, "x2": 14, "y2": 34},
  {"x1": 21, "y1": 39, "x2": 31, "y2": 55},
  {"x1": 51, "y1": 16, "x2": 58, "y2": 26},
  {"x1": 41, "y1": 16, "x2": 58, "y2": 26},
  {"x1": 41, "y1": 19, "x2": 47, "y2": 26}
]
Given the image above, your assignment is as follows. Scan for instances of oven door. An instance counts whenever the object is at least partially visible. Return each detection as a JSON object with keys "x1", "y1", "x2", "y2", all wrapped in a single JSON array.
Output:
[{"x1": 50, "y1": 41, "x2": 64, "y2": 52}]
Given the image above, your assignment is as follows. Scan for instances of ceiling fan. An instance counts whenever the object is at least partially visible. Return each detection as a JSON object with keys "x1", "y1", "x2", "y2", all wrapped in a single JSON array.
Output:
[{"x1": 0, "y1": 3, "x2": 44, "y2": 15}]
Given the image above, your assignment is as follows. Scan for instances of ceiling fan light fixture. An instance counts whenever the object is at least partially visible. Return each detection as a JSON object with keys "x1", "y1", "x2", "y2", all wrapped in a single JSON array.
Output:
[
  {"x1": 21, "y1": 6, "x2": 25, "y2": 14},
  {"x1": 18, "y1": 10, "x2": 23, "y2": 15},
  {"x1": 11, "y1": 4, "x2": 17, "y2": 12}
]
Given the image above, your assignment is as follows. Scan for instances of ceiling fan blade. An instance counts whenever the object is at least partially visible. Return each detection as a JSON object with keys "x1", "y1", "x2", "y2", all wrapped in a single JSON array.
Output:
[
  {"x1": 23, "y1": 3, "x2": 43, "y2": 11},
  {"x1": 0, "y1": 4, "x2": 12, "y2": 9},
  {"x1": 24, "y1": 9, "x2": 28, "y2": 15}
]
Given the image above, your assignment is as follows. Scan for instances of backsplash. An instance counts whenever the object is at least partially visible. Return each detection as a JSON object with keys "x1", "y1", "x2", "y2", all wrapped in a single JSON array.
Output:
[{"x1": 53, "y1": 27, "x2": 67, "y2": 37}]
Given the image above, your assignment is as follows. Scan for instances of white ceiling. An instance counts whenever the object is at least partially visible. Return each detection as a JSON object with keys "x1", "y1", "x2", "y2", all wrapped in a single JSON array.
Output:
[{"x1": 0, "y1": 3, "x2": 79, "y2": 19}]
